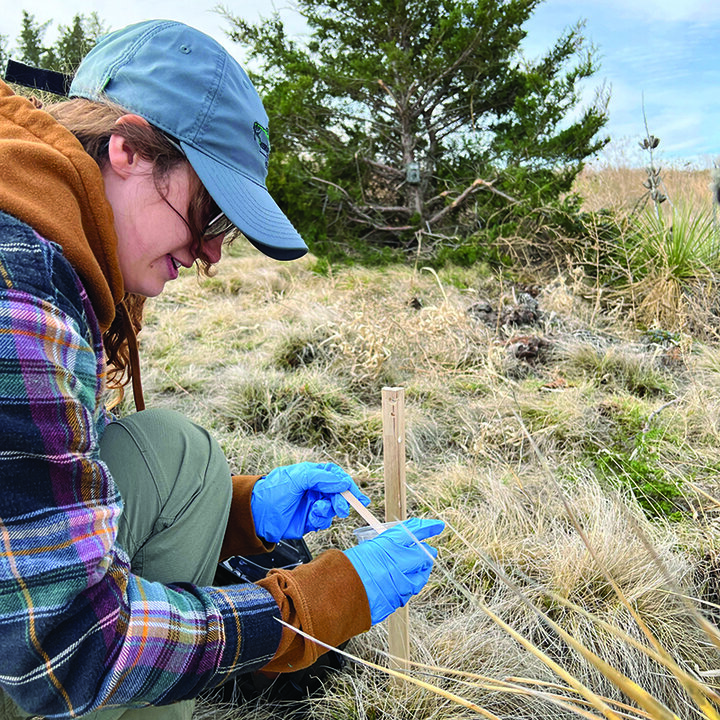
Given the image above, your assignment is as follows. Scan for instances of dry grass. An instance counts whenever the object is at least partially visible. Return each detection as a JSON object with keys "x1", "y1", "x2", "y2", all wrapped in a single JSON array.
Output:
[
  {"x1": 129, "y1": 237, "x2": 720, "y2": 719},
  {"x1": 557, "y1": 159, "x2": 720, "y2": 344},
  {"x1": 574, "y1": 165, "x2": 714, "y2": 216}
]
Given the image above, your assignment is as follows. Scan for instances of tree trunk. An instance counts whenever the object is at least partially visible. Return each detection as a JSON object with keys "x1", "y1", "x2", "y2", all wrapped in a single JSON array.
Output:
[{"x1": 396, "y1": 98, "x2": 423, "y2": 222}]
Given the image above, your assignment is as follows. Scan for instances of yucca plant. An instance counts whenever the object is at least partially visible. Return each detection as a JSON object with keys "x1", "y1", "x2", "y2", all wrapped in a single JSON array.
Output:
[
  {"x1": 631, "y1": 203, "x2": 720, "y2": 281},
  {"x1": 609, "y1": 202, "x2": 720, "y2": 329}
]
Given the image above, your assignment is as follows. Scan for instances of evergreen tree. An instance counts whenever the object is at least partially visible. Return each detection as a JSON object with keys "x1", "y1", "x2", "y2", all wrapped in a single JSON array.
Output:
[
  {"x1": 14, "y1": 11, "x2": 106, "y2": 74},
  {"x1": 223, "y1": 0, "x2": 609, "y2": 256},
  {"x1": 17, "y1": 11, "x2": 54, "y2": 69},
  {"x1": 0, "y1": 34, "x2": 8, "y2": 76},
  {"x1": 54, "y1": 13, "x2": 106, "y2": 73}
]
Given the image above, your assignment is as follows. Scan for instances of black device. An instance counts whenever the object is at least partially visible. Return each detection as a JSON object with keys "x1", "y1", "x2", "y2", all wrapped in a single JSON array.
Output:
[{"x1": 209, "y1": 539, "x2": 347, "y2": 710}]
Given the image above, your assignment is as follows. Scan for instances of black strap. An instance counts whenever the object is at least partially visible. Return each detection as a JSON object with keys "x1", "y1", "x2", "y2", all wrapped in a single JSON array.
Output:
[{"x1": 4, "y1": 59, "x2": 72, "y2": 96}]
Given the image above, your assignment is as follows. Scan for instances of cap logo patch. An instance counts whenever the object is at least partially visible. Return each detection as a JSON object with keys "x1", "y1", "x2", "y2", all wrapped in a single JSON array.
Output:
[{"x1": 253, "y1": 121, "x2": 270, "y2": 169}]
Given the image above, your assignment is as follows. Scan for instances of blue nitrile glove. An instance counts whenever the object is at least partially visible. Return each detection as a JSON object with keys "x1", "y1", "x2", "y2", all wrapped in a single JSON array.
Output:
[
  {"x1": 344, "y1": 517, "x2": 445, "y2": 625},
  {"x1": 251, "y1": 462, "x2": 371, "y2": 542}
]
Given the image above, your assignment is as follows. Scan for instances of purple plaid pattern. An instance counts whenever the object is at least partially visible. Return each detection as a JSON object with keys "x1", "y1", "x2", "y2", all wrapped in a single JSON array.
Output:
[{"x1": 0, "y1": 212, "x2": 281, "y2": 717}]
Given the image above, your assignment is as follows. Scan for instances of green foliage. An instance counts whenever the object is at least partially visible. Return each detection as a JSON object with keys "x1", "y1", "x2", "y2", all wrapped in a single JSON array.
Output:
[
  {"x1": 566, "y1": 344, "x2": 671, "y2": 398},
  {"x1": 17, "y1": 12, "x2": 50, "y2": 68},
  {"x1": 310, "y1": 256, "x2": 332, "y2": 277},
  {"x1": 53, "y1": 14, "x2": 107, "y2": 73},
  {"x1": 0, "y1": 34, "x2": 8, "y2": 75},
  {"x1": 571, "y1": 198, "x2": 720, "y2": 331},
  {"x1": 434, "y1": 232, "x2": 514, "y2": 268},
  {"x1": 222, "y1": 0, "x2": 608, "y2": 258},
  {"x1": 581, "y1": 399, "x2": 685, "y2": 520},
  {"x1": 595, "y1": 443, "x2": 684, "y2": 520},
  {"x1": 11, "y1": 11, "x2": 107, "y2": 74},
  {"x1": 628, "y1": 202, "x2": 720, "y2": 282}
]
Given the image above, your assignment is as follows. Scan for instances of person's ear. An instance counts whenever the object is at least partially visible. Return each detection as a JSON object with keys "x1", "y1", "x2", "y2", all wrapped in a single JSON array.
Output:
[{"x1": 107, "y1": 114, "x2": 151, "y2": 178}]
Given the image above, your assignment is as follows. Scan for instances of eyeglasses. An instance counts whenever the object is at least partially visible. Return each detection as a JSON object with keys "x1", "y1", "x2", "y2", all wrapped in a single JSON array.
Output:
[
  {"x1": 163, "y1": 133, "x2": 236, "y2": 241},
  {"x1": 203, "y1": 209, "x2": 235, "y2": 240}
]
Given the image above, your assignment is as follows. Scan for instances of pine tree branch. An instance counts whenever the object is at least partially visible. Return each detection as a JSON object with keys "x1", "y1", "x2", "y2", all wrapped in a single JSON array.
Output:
[
  {"x1": 362, "y1": 157, "x2": 404, "y2": 178},
  {"x1": 428, "y1": 178, "x2": 518, "y2": 226},
  {"x1": 310, "y1": 176, "x2": 408, "y2": 227},
  {"x1": 311, "y1": 176, "x2": 414, "y2": 232},
  {"x1": 348, "y1": 218, "x2": 415, "y2": 233},
  {"x1": 358, "y1": 204, "x2": 413, "y2": 215},
  {"x1": 413, "y1": 28, "x2": 485, "y2": 114}
]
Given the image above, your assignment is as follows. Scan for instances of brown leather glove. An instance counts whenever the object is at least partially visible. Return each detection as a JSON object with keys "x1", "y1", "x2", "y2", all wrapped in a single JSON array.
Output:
[
  {"x1": 258, "y1": 549, "x2": 371, "y2": 672},
  {"x1": 220, "y1": 475, "x2": 372, "y2": 672},
  {"x1": 220, "y1": 475, "x2": 274, "y2": 560}
]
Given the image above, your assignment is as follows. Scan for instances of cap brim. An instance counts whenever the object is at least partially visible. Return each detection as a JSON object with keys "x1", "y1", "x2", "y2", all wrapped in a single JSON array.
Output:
[{"x1": 182, "y1": 143, "x2": 308, "y2": 261}]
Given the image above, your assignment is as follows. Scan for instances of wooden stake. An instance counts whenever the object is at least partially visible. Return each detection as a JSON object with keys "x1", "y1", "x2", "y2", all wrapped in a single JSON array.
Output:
[{"x1": 382, "y1": 386, "x2": 409, "y2": 674}]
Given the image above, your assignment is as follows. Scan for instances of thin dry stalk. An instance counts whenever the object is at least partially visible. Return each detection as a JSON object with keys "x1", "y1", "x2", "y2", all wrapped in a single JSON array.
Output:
[
  {"x1": 276, "y1": 620, "x2": 503, "y2": 720},
  {"x1": 509, "y1": 411, "x2": 720, "y2": 719}
]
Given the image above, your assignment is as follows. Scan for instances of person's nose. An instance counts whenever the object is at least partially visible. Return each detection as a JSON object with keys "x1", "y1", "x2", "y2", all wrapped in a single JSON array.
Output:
[{"x1": 202, "y1": 235, "x2": 224, "y2": 264}]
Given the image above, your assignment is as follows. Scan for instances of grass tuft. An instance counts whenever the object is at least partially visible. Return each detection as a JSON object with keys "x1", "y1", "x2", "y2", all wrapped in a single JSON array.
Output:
[{"x1": 135, "y1": 237, "x2": 720, "y2": 719}]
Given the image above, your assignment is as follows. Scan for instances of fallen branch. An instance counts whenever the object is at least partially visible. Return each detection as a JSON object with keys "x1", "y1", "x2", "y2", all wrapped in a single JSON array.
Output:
[{"x1": 428, "y1": 178, "x2": 518, "y2": 225}]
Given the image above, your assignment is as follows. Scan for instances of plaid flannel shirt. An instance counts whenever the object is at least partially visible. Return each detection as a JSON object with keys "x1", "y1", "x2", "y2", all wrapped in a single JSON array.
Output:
[{"x1": 0, "y1": 211, "x2": 281, "y2": 718}]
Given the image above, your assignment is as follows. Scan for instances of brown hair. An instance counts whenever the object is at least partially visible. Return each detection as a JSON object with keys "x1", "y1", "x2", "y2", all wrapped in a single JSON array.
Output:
[{"x1": 44, "y1": 98, "x2": 220, "y2": 391}]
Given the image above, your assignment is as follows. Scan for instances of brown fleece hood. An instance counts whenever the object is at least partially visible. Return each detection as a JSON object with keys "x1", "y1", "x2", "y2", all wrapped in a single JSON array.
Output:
[{"x1": 0, "y1": 80, "x2": 123, "y2": 331}]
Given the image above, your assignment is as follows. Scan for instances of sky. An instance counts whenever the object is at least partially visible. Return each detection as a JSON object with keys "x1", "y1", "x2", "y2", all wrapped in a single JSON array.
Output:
[
  {"x1": 2, "y1": 1, "x2": 719, "y2": 168},
  {"x1": 524, "y1": 0, "x2": 720, "y2": 167}
]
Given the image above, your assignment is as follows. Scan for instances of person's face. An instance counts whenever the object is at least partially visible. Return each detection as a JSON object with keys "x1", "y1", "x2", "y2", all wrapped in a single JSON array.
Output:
[{"x1": 102, "y1": 119, "x2": 225, "y2": 297}]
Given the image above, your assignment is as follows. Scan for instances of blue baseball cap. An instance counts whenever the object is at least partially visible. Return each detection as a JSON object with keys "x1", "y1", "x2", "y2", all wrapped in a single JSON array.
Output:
[{"x1": 69, "y1": 19, "x2": 308, "y2": 261}]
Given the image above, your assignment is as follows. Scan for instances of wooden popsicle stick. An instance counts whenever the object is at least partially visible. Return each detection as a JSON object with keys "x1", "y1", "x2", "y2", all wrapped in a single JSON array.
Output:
[{"x1": 341, "y1": 490, "x2": 386, "y2": 534}]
